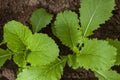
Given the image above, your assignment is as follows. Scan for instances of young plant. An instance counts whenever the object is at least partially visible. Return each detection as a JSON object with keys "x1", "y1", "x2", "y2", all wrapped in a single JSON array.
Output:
[
  {"x1": 52, "y1": 0, "x2": 120, "y2": 80},
  {"x1": 0, "y1": 9, "x2": 66, "y2": 80}
]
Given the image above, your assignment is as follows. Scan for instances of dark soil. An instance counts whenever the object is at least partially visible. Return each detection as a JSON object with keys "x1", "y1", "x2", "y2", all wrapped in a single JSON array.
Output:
[{"x1": 0, "y1": 0, "x2": 120, "y2": 80}]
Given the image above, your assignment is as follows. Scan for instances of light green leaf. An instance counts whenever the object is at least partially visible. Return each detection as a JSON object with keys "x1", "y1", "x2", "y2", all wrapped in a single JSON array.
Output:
[
  {"x1": 67, "y1": 54, "x2": 80, "y2": 69},
  {"x1": 13, "y1": 53, "x2": 26, "y2": 67},
  {"x1": 0, "y1": 49, "x2": 12, "y2": 68},
  {"x1": 4, "y1": 20, "x2": 32, "y2": 52},
  {"x1": 54, "y1": 11, "x2": 82, "y2": 49},
  {"x1": 30, "y1": 8, "x2": 53, "y2": 33},
  {"x1": 17, "y1": 59, "x2": 66, "y2": 80},
  {"x1": 107, "y1": 39, "x2": 120, "y2": 65},
  {"x1": 80, "y1": 0, "x2": 115, "y2": 37},
  {"x1": 77, "y1": 39, "x2": 117, "y2": 70},
  {"x1": 26, "y1": 33, "x2": 59, "y2": 66},
  {"x1": 51, "y1": 23, "x2": 57, "y2": 37},
  {"x1": 95, "y1": 70, "x2": 120, "y2": 80}
]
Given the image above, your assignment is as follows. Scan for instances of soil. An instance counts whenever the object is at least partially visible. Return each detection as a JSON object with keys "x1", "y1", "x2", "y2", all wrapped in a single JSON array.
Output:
[{"x1": 0, "y1": 0, "x2": 120, "y2": 80}]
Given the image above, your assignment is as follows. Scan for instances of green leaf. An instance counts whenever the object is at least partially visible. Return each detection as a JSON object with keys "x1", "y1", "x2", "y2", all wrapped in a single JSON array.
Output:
[
  {"x1": 17, "y1": 59, "x2": 66, "y2": 80},
  {"x1": 80, "y1": 0, "x2": 115, "y2": 37},
  {"x1": 95, "y1": 70, "x2": 120, "y2": 80},
  {"x1": 26, "y1": 33, "x2": 59, "y2": 66},
  {"x1": 67, "y1": 54, "x2": 78, "y2": 69},
  {"x1": 13, "y1": 53, "x2": 26, "y2": 67},
  {"x1": 51, "y1": 23, "x2": 57, "y2": 37},
  {"x1": 54, "y1": 11, "x2": 82, "y2": 49},
  {"x1": 76, "y1": 39, "x2": 116, "y2": 70},
  {"x1": 0, "y1": 49, "x2": 12, "y2": 68},
  {"x1": 4, "y1": 20, "x2": 32, "y2": 53},
  {"x1": 30, "y1": 8, "x2": 53, "y2": 33},
  {"x1": 107, "y1": 39, "x2": 120, "y2": 65}
]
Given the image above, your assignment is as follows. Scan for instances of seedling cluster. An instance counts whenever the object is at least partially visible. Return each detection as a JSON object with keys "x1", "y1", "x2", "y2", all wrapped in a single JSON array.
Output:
[{"x1": 0, "y1": 0, "x2": 120, "y2": 80}]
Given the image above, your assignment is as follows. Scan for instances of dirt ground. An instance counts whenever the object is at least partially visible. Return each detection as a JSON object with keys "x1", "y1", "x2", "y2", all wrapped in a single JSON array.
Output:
[{"x1": 0, "y1": 0, "x2": 120, "y2": 80}]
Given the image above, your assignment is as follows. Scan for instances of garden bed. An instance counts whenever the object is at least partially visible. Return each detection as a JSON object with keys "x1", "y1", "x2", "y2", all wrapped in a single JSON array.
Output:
[{"x1": 0, "y1": 0, "x2": 120, "y2": 80}]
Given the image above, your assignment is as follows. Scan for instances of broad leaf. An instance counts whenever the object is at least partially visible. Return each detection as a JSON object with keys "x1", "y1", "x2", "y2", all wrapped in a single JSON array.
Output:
[
  {"x1": 107, "y1": 39, "x2": 120, "y2": 65},
  {"x1": 17, "y1": 59, "x2": 66, "y2": 80},
  {"x1": 76, "y1": 39, "x2": 116, "y2": 70},
  {"x1": 0, "y1": 49, "x2": 12, "y2": 67},
  {"x1": 4, "y1": 20, "x2": 32, "y2": 52},
  {"x1": 26, "y1": 33, "x2": 59, "y2": 66},
  {"x1": 80, "y1": 0, "x2": 115, "y2": 37},
  {"x1": 54, "y1": 11, "x2": 82, "y2": 49},
  {"x1": 13, "y1": 53, "x2": 26, "y2": 67},
  {"x1": 30, "y1": 8, "x2": 53, "y2": 33},
  {"x1": 95, "y1": 70, "x2": 120, "y2": 80}
]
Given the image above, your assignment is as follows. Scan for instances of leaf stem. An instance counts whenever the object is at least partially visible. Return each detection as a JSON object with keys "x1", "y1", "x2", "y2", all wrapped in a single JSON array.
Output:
[
  {"x1": 0, "y1": 41, "x2": 6, "y2": 46},
  {"x1": 83, "y1": 0, "x2": 101, "y2": 37}
]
